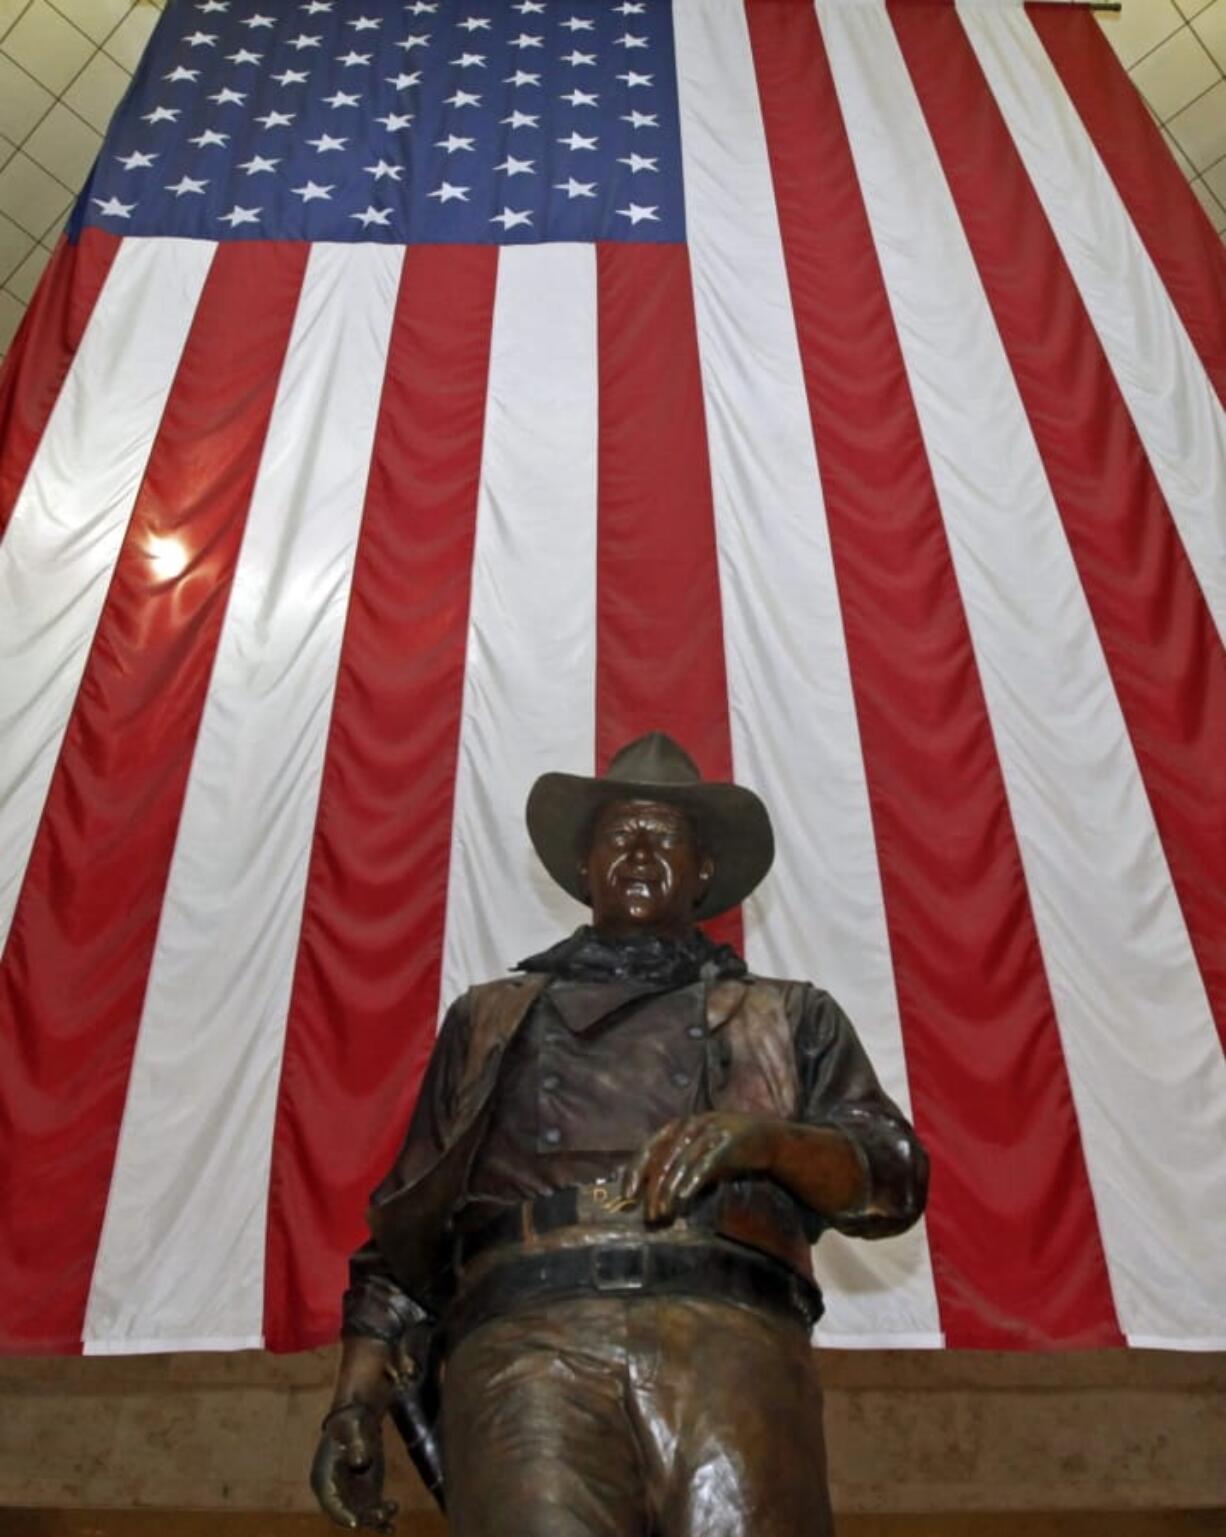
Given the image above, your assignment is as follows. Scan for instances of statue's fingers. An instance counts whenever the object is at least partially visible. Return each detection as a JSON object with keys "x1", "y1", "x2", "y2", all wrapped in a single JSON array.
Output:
[
  {"x1": 674, "y1": 1136, "x2": 731, "y2": 1206},
  {"x1": 312, "y1": 1467, "x2": 361, "y2": 1531},
  {"x1": 649, "y1": 1123, "x2": 717, "y2": 1222},
  {"x1": 623, "y1": 1120, "x2": 681, "y2": 1201}
]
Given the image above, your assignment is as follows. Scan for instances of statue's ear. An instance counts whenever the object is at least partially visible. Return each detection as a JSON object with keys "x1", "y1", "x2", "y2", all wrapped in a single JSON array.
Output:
[
  {"x1": 698, "y1": 854, "x2": 714, "y2": 889},
  {"x1": 576, "y1": 856, "x2": 591, "y2": 904}
]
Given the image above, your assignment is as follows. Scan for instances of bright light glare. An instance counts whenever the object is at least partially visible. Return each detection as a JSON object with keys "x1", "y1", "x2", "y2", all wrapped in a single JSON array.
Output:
[{"x1": 146, "y1": 534, "x2": 189, "y2": 581}]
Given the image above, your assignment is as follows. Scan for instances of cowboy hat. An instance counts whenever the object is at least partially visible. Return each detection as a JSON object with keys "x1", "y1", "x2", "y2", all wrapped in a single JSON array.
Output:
[{"x1": 525, "y1": 732, "x2": 774, "y2": 919}]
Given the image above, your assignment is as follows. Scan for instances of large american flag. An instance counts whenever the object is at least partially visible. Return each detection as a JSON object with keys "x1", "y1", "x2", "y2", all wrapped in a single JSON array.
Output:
[{"x1": 0, "y1": 0, "x2": 1223, "y2": 1357}]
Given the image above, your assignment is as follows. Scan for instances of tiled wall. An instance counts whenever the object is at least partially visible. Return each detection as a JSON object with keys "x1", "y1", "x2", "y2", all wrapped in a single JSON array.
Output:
[{"x1": 0, "y1": 0, "x2": 1223, "y2": 366}]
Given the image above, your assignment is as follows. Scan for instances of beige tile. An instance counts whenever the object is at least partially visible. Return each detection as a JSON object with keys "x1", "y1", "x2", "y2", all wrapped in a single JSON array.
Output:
[
  {"x1": 0, "y1": 149, "x2": 73, "y2": 238},
  {"x1": 1168, "y1": 76, "x2": 1226, "y2": 166},
  {"x1": 0, "y1": 50, "x2": 53, "y2": 141},
  {"x1": 1191, "y1": 0, "x2": 1226, "y2": 67},
  {"x1": 46, "y1": 0, "x2": 132, "y2": 45},
  {"x1": 63, "y1": 48, "x2": 130, "y2": 133},
  {"x1": 1174, "y1": 0, "x2": 1217, "y2": 16},
  {"x1": 0, "y1": 288, "x2": 21, "y2": 354},
  {"x1": 103, "y1": 0, "x2": 158, "y2": 72},
  {"x1": 40, "y1": 198, "x2": 70, "y2": 239},
  {"x1": 1203, "y1": 153, "x2": 1226, "y2": 200},
  {"x1": 2, "y1": 219, "x2": 49, "y2": 299},
  {"x1": 1130, "y1": 25, "x2": 1221, "y2": 120},
  {"x1": 2, "y1": 0, "x2": 92, "y2": 93},
  {"x1": 1161, "y1": 124, "x2": 1198, "y2": 175},
  {"x1": 0, "y1": 135, "x2": 13, "y2": 170},
  {"x1": 23, "y1": 100, "x2": 102, "y2": 189},
  {"x1": 1189, "y1": 175, "x2": 1226, "y2": 228},
  {"x1": 0, "y1": 206, "x2": 32, "y2": 283},
  {"x1": 1094, "y1": 0, "x2": 1184, "y2": 67},
  {"x1": 0, "y1": 0, "x2": 32, "y2": 38}
]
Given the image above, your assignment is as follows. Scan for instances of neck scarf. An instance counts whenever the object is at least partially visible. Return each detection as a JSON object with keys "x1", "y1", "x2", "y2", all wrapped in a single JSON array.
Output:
[{"x1": 516, "y1": 925, "x2": 748, "y2": 989}]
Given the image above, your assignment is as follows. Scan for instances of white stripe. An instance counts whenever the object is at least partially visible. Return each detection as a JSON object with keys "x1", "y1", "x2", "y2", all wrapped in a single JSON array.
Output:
[
  {"x1": 962, "y1": 0, "x2": 1226, "y2": 639},
  {"x1": 820, "y1": 0, "x2": 1226, "y2": 1345},
  {"x1": 83, "y1": 243, "x2": 402, "y2": 1351},
  {"x1": 673, "y1": 0, "x2": 942, "y2": 1347},
  {"x1": 439, "y1": 245, "x2": 597, "y2": 1009},
  {"x1": 0, "y1": 239, "x2": 214, "y2": 954}
]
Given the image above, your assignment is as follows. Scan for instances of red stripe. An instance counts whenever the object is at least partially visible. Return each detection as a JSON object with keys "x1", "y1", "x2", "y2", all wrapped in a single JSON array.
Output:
[
  {"x1": 747, "y1": 0, "x2": 1123, "y2": 1346},
  {"x1": 0, "y1": 243, "x2": 307, "y2": 1352},
  {"x1": 595, "y1": 243, "x2": 742, "y2": 953},
  {"x1": 0, "y1": 232, "x2": 120, "y2": 542},
  {"x1": 1029, "y1": 3, "x2": 1226, "y2": 409},
  {"x1": 262, "y1": 245, "x2": 498, "y2": 1352},
  {"x1": 891, "y1": 1, "x2": 1226, "y2": 1051}
]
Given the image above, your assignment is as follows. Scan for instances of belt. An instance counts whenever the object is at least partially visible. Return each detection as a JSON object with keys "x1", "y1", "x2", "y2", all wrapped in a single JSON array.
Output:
[
  {"x1": 445, "y1": 1240, "x2": 824, "y2": 1350},
  {"x1": 456, "y1": 1183, "x2": 640, "y2": 1269}
]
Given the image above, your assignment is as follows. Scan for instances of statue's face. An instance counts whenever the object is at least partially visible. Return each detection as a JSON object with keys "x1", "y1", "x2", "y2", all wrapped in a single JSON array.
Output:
[{"x1": 579, "y1": 798, "x2": 714, "y2": 939}]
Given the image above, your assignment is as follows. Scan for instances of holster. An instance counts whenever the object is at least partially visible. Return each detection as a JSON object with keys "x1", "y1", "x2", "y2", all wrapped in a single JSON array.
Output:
[{"x1": 387, "y1": 1321, "x2": 446, "y2": 1510}]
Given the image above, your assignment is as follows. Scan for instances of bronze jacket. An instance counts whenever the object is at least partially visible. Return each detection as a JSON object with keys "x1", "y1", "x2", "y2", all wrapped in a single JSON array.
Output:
[{"x1": 345, "y1": 971, "x2": 928, "y2": 1336}]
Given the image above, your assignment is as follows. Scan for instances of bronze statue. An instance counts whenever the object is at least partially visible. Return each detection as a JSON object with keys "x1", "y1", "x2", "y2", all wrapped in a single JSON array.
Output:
[{"x1": 312, "y1": 732, "x2": 928, "y2": 1535}]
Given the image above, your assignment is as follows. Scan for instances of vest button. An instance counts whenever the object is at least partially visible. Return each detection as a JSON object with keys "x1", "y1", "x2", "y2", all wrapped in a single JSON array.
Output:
[
  {"x1": 687, "y1": 1024, "x2": 705, "y2": 1039},
  {"x1": 671, "y1": 1072, "x2": 691, "y2": 1089},
  {"x1": 541, "y1": 1073, "x2": 561, "y2": 1092},
  {"x1": 542, "y1": 1127, "x2": 562, "y2": 1146}
]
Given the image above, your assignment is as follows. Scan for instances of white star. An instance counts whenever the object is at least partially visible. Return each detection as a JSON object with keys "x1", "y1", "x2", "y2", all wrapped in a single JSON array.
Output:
[
  {"x1": 617, "y1": 202, "x2": 659, "y2": 224},
  {"x1": 504, "y1": 70, "x2": 540, "y2": 87},
  {"x1": 615, "y1": 32, "x2": 648, "y2": 48},
  {"x1": 427, "y1": 180, "x2": 469, "y2": 202},
  {"x1": 142, "y1": 105, "x2": 180, "y2": 123},
  {"x1": 555, "y1": 176, "x2": 596, "y2": 198},
  {"x1": 560, "y1": 15, "x2": 594, "y2": 29},
  {"x1": 617, "y1": 71, "x2": 653, "y2": 87},
  {"x1": 508, "y1": 32, "x2": 543, "y2": 48},
  {"x1": 365, "y1": 158, "x2": 404, "y2": 180},
  {"x1": 458, "y1": 15, "x2": 491, "y2": 29},
  {"x1": 405, "y1": 0, "x2": 437, "y2": 10},
  {"x1": 91, "y1": 195, "x2": 135, "y2": 218},
  {"x1": 386, "y1": 72, "x2": 422, "y2": 90},
  {"x1": 241, "y1": 12, "x2": 275, "y2": 26},
  {"x1": 618, "y1": 153, "x2": 658, "y2": 173},
  {"x1": 301, "y1": 0, "x2": 331, "y2": 10},
  {"x1": 560, "y1": 89, "x2": 598, "y2": 107},
  {"x1": 218, "y1": 204, "x2": 260, "y2": 226},
  {"x1": 307, "y1": 133, "x2": 347, "y2": 152},
  {"x1": 238, "y1": 154, "x2": 279, "y2": 173},
  {"x1": 348, "y1": 14, "x2": 381, "y2": 29},
  {"x1": 197, "y1": 0, "x2": 228, "y2": 11},
  {"x1": 512, "y1": 0, "x2": 544, "y2": 11},
  {"x1": 226, "y1": 48, "x2": 261, "y2": 64},
  {"x1": 255, "y1": 109, "x2": 294, "y2": 128},
  {"x1": 324, "y1": 90, "x2": 361, "y2": 107},
  {"x1": 166, "y1": 174, "x2": 208, "y2": 196},
  {"x1": 561, "y1": 50, "x2": 596, "y2": 66},
  {"x1": 209, "y1": 87, "x2": 245, "y2": 105},
  {"x1": 183, "y1": 30, "x2": 217, "y2": 46},
  {"x1": 397, "y1": 33, "x2": 431, "y2": 49},
  {"x1": 558, "y1": 131, "x2": 597, "y2": 150},
  {"x1": 288, "y1": 32, "x2": 321, "y2": 49},
  {"x1": 451, "y1": 52, "x2": 486, "y2": 67},
  {"x1": 621, "y1": 110, "x2": 658, "y2": 128},
  {"x1": 189, "y1": 129, "x2": 229, "y2": 147},
  {"x1": 336, "y1": 50, "x2": 372, "y2": 66},
  {"x1": 614, "y1": 0, "x2": 646, "y2": 10},
  {"x1": 351, "y1": 204, "x2": 392, "y2": 226},
  {"x1": 117, "y1": 149, "x2": 156, "y2": 169},
  {"x1": 495, "y1": 154, "x2": 535, "y2": 176},
  {"x1": 164, "y1": 66, "x2": 199, "y2": 82},
  {"x1": 444, "y1": 89, "x2": 481, "y2": 108},
  {"x1": 292, "y1": 180, "x2": 333, "y2": 202},
  {"x1": 376, "y1": 112, "x2": 413, "y2": 130},
  {"x1": 501, "y1": 110, "x2": 539, "y2": 129},
  {"x1": 490, "y1": 206, "x2": 532, "y2": 229},
  {"x1": 272, "y1": 68, "x2": 309, "y2": 85},
  {"x1": 435, "y1": 134, "x2": 475, "y2": 152}
]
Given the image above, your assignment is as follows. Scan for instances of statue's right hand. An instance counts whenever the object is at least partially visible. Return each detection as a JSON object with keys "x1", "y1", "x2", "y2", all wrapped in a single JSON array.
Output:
[{"x1": 311, "y1": 1403, "x2": 399, "y2": 1534}]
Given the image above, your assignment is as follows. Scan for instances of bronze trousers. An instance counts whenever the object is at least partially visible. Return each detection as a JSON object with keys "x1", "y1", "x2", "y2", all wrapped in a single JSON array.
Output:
[{"x1": 441, "y1": 1295, "x2": 835, "y2": 1537}]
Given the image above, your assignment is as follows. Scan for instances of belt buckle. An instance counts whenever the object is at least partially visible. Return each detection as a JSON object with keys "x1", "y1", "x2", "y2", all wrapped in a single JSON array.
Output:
[{"x1": 591, "y1": 1244, "x2": 649, "y2": 1292}]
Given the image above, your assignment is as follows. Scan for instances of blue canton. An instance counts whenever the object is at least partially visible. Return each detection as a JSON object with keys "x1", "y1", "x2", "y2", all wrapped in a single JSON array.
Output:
[{"x1": 74, "y1": 0, "x2": 685, "y2": 245}]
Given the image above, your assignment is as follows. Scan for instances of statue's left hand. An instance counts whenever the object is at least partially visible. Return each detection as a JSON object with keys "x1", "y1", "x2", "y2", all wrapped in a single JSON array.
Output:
[
  {"x1": 622, "y1": 1112, "x2": 779, "y2": 1223},
  {"x1": 311, "y1": 1403, "x2": 399, "y2": 1533}
]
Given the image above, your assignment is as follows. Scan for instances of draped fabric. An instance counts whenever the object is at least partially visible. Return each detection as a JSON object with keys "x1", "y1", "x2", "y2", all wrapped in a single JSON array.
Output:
[{"x1": 0, "y1": 0, "x2": 1223, "y2": 1357}]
